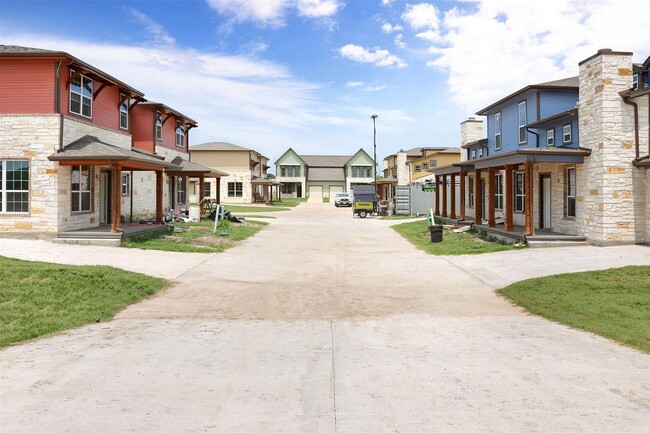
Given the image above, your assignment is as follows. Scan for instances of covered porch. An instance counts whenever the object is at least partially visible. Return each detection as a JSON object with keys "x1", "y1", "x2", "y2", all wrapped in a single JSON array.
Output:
[
  {"x1": 251, "y1": 177, "x2": 282, "y2": 204},
  {"x1": 166, "y1": 157, "x2": 229, "y2": 216}
]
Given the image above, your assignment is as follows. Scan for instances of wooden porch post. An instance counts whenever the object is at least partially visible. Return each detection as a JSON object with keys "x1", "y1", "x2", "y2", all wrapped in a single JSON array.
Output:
[
  {"x1": 449, "y1": 173, "x2": 456, "y2": 219},
  {"x1": 459, "y1": 171, "x2": 466, "y2": 221},
  {"x1": 434, "y1": 175, "x2": 440, "y2": 216},
  {"x1": 216, "y1": 178, "x2": 221, "y2": 204},
  {"x1": 442, "y1": 174, "x2": 448, "y2": 218},
  {"x1": 505, "y1": 165, "x2": 514, "y2": 231},
  {"x1": 474, "y1": 169, "x2": 482, "y2": 225},
  {"x1": 524, "y1": 161, "x2": 534, "y2": 236},
  {"x1": 488, "y1": 167, "x2": 496, "y2": 227},
  {"x1": 199, "y1": 176, "x2": 205, "y2": 215},
  {"x1": 115, "y1": 165, "x2": 122, "y2": 229},
  {"x1": 155, "y1": 170, "x2": 163, "y2": 223}
]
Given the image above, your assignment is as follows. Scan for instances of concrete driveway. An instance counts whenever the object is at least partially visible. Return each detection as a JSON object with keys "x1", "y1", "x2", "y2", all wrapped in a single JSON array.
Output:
[{"x1": 1, "y1": 203, "x2": 649, "y2": 432}]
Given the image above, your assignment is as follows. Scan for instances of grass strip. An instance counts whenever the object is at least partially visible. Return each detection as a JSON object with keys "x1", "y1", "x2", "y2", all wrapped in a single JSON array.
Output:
[
  {"x1": 498, "y1": 266, "x2": 650, "y2": 353},
  {"x1": 0, "y1": 257, "x2": 167, "y2": 347}
]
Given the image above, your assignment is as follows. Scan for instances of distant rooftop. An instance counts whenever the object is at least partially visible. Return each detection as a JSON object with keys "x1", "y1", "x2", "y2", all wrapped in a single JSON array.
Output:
[
  {"x1": 190, "y1": 142, "x2": 252, "y2": 152},
  {"x1": 300, "y1": 155, "x2": 351, "y2": 167}
]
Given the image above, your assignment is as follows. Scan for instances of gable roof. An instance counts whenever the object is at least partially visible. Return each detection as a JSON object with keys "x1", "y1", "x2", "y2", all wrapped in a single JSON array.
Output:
[
  {"x1": 275, "y1": 147, "x2": 307, "y2": 165},
  {"x1": 190, "y1": 142, "x2": 252, "y2": 152},
  {"x1": 140, "y1": 101, "x2": 197, "y2": 126},
  {"x1": 477, "y1": 76, "x2": 579, "y2": 115},
  {"x1": 301, "y1": 155, "x2": 351, "y2": 167},
  {"x1": 308, "y1": 167, "x2": 345, "y2": 181}
]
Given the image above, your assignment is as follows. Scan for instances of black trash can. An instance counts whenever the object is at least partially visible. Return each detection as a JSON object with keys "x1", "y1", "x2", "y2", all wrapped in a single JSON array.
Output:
[{"x1": 429, "y1": 225, "x2": 443, "y2": 243}]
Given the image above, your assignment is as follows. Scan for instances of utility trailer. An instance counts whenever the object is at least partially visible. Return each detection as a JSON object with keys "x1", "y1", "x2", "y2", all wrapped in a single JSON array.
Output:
[{"x1": 352, "y1": 185, "x2": 376, "y2": 218}]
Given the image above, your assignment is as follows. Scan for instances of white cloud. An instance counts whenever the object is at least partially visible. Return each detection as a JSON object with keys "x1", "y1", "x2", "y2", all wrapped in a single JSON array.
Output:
[
  {"x1": 127, "y1": 8, "x2": 176, "y2": 45},
  {"x1": 402, "y1": 3, "x2": 440, "y2": 31},
  {"x1": 405, "y1": 0, "x2": 650, "y2": 112},
  {"x1": 393, "y1": 34, "x2": 406, "y2": 48},
  {"x1": 364, "y1": 85, "x2": 386, "y2": 92},
  {"x1": 382, "y1": 23, "x2": 403, "y2": 33},
  {"x1": 381, "y1": 0, "x2": 395, "y2": 5},
  {"x1": 205, "y1": 0, "x2": 340, "y2": 27},
  {"x1": 346, "y1": 81, "x2": 364, "y2": 87},
  {"x1": 340, "y1": 44, "x2": 408, "y2": 68}
]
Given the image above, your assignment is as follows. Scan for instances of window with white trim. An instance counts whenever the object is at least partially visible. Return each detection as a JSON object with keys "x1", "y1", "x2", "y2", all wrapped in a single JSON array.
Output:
[
  {"x1": 155, "y1": 112, "x2": 162, "y2": 140},
  {"x1": 351, "y1": 165, "x2": 372, "y2": 177},
  {"x1": 121, "y1": 172, "x2": 130, "y2": 196},
  {"x1": 632, "y1": 74, "x2": 639, "y2": 90},
  {"x1": 0, "y1": 160, "x2": 29, "y2": 213},
  {"x1": 414, "y1": 165, "x2": 421, "y2": 173},
  {"x1": 546, "y1": 128, "x2": 554, "y2": 146},
  {"x1": 514, "y1": 172, "x2": 525, "y2": 213},
  {"x1": 176, "y1": 177, "x2": 186, "y2": 204},
  {"x1": 471, "y1": 149, "x2": 476, "y2": 159},
  {"x1": 468, "y1": 176, "x2": 474, "y2": 208},
  {"x1": 494, "y1": 173, "x2": 503, "y2": 210},
  {"x1": 119, "y1": 94, "x2": 129, "y2": 129},
  {"x1": 69, "y1": 72, "x2": 93, "y2": 118},
  {"x1": 495, "y1": 112, "x2": 502, "y2": 150},
  {"x1": 430, "y1": 160, "x2": 437, "y2": 167},
  {"x1": 478, "y1": 148, "x2": 484, "y2": 158},
  {"x1": 204, "y1": 181, "x2": 211, "y2": 198},
  {"x1": 71, "y1": 165, "x2": 92, "y2": 212},
  {"x1": 280, "y1": 165, "x2": 301, "y2": 177},
  {"x1": 175, "y1": 123, "x2": 185, "y2": 147},
  {"x1": 565, "y1": 167, "x2": 576, "y2": 218},
  {"x1": 563, "y1": 124, "x2": 572, "y2": 144},
  {"x1": 518, "y1": 101, "x2": 527, "y2": 144},
  {"x1": 228, "y1": 182, "x2": 243, "y2": 198},
  {"x1": 422, "y1": 162, "x2": 429, "y2": 170}
]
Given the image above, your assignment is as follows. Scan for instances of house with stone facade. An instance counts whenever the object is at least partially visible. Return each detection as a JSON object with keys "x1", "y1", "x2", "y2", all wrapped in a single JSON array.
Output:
[
  {"x1": 432, "y1": 49, "x2": 649, "y2": 246},
  {"x1": 0, "y1": 45, "x2": 222, "y2": 239},
  {"x1": 189, "y1": 142, "x2": 277, "y2": 204},
  {"x1": 275, "y1": 148, "x2": 375, "y2": 199}
]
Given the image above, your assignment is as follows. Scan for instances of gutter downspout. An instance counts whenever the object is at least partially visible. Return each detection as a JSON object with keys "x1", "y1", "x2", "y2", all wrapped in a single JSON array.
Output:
[
  {"x1": 527, "y1": 128, "x2": 540, "y2": 148},
  {"x1": 622, "y1": 95, "x2": 640, "y2": 160}
]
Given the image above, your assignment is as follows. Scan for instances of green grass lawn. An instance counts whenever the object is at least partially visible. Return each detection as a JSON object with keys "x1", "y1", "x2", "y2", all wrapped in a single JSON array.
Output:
[
  {"x1": 392, "y1": 219, "x2": 519, "y2": 255},
  {"x1": 0, "y1": 257, "x2": 167, "y2": 347},
  {"x1": 380, "y1": 214, "x2": 427, "y2": 220},
  {"x1": 498, "y1": 266, "x2": 650, "y2": 353},
  {"x1": 274, "y1": 198, "x2": 306, "y2": 207},
  {"x1": 122, "y1": 219, "x2": 267, "y2": 253},
  {"x1": 223, "y1": 205, "x2": 291, "y2": 213}
]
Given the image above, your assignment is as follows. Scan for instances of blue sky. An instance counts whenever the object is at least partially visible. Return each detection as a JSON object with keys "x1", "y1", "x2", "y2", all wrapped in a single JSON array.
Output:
[{"x1": 1, "y1": 0, "x2": 649, "y2": 169}]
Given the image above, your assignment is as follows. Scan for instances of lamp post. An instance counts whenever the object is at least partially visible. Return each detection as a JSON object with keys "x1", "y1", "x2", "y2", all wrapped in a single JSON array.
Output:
[{"x1": 371, "y1": 114, "x2": 378, "y2": 213}]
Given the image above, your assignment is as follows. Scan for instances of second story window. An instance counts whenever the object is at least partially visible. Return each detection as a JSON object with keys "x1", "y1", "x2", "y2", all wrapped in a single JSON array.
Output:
[
  {"x1": 518, "y1": 101, "x2": 527, "y2": 144},
  {"x1": 471, "y1": 149, "x2": 476, "y2": 159},
  {"x1": 546, "y1": 128, "x2": 554, "y2": 146},
  {"x1": 175, "y1": 123, "x2": 185, "y2": 147},
  {"x1": 430, "y1": 160, "x2": 437, "y2": 167},
  {"x1": 280, "y1": 165, "x2": 300, "y2": 177},
  {"x1": 70, "y1": 72, "x2": 93, "y2": 118},
  {"x1": 495, "y1": 112, "x2": 502, "y2": 150},
  {"x1": 414, "y1": 165, "x2": 421, "y2": 173},
  {"x1": 352, "y1": 166, "x2": 372, "y2": 177},
  {"x1": 119, "y1": 94, "x2": 129, "y2": 130},
  {"x1": 155, "y1": 112, "x2": 162, "y2": 140},
  {"x1": 563, "y1": 124, "x2": 572, "y2": 144},
  {"x1": 423, "y1": 162, "x2": 429, "y2": 170},
  {"x1": 632, "y1": 74, "x2": 638, "y2": 90}
]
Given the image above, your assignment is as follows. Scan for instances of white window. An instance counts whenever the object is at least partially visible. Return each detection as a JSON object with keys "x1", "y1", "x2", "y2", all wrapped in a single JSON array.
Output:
[
  {"x1": 514, "y1": 172, "x2": 525, "y2": 213},
  {"x1": 71, "y1": 165, "x2": 92, "y2": 212},
  {"x1": 204, "y1": 182, "x2": 211, "y2": 198},
  {"x1": 478, "y1": 148, "x2": 484, "y2": 158},
  {"x1": 119, "y1": 94, "x2": 129, "y2": 129},
  {"x1": 468, "y1": 176, "x2": 474, "y2": 208},
  {"x1": 155, "y1": 112, "x2": 162, "y2": 140},
  {"x1": 422, "y1": 162, "x2": 429, "y2": 170},
  {"x1": 0, "y1": 160, "x2": 29, "y2": 213},
  {"x1": 632, "y1": 74, "x2": 639, "y2": 90},
  {"x1": 175, "y1": 123, "x2": 185, "y2": 147},
  {"x1": 546, "y1": 128, "x2": 554, "y2": 146},
  {"x1": 518, "y1": 101, "x2": 527, "y2": 144},
  {"x1": 121, "y1": 172, "x2": 130, "y2": 196},
  {"x1": 351, "y1": 165, "x2": 372, "y2": 177},
  {"x1": 471, "y1": 149, "x2": 476, "y2": 159},
  {"x1": 563, "y1": 124, "x2": 572, "y2": 144},
  {"x1": 414, "y1": 165, "x2": 421, "y2": 173},
  {"x1": 69, "y1": 72, "x2": 93, "y2": 118},
  {"x1": 176, "y1": 177, "x2": 186, "y2": 204},
  {"x1": 280, "y1": 165, "x2": 301, "y2": 177},
  {"x1": 430, "y1": 160, "x2": 437, "y2": 167},
  {"x1": 495, "y1": 112, "x2": 502, "y2": 150},
  {"x1": 494, "y1": 173, "x2": 503, "y2": 210},
  {"x1": 228, "y1": 182, "x2": 243, "y2": 198},
  {"x1": 565, "y1": 167, "x2": 576, "y2": 218}
]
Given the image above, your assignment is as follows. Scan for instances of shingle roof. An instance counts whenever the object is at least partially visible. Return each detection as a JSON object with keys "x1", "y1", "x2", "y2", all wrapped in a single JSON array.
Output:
[
  {"x1": 0, "y1": 45, "x2": 60, "y2": 55},
  {"x1": 308, "y1": 167, "x2": 345, "y2": 181},
  {"x1": 534, "y1": 76, "x2": 579, "y2": 88},
  {"x1": 140, "y1": 101, "x2": 197, "y2": 125},
  {"x1": 437, "y1": 147, "x2": 462, "y2": 154},
  {"x1": 190, "y1": 142, "x2": 252, "y2": 152},
  {"x1": 301, "y1": 155, "x2": 351, "y2": 167},
  {"x1": 167, "y1": 156, "x2": 229, "y2": 176}
]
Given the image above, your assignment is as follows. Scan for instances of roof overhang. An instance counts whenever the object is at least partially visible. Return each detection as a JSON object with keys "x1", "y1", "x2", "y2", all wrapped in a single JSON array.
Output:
[
  {"x1": 431, "y1": 163, "x2": 475, "y2": 175},
  {"x1": 526, "y1": 109, "x2": 577, "y2": 129},
  {"x1": 460, "y1": 138, "x2": 488, "y2": 149},
  {"x1": 165, "y1": 157, "x2": 229, "y2": 177},
  {"x1": 470, "y1": 148, "x2": 591, "y2": 170}
]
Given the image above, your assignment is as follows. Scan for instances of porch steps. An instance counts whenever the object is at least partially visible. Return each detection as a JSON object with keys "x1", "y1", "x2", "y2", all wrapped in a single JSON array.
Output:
[
  {"x1": 527, "y1": 240, "x2": 590, "y2": 248},
  {"x1": 52, "y1": 238, "x2": 121, "y2": 247}
]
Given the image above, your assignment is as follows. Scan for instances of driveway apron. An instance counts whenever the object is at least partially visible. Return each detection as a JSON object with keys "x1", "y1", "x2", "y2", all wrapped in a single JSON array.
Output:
[{"x1": 1, "y1": 203, "x2": 649, "y2": 432}]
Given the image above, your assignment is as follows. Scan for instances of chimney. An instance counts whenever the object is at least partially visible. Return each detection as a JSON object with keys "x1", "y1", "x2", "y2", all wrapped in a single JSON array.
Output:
[{"x1": 460, "y1": 117, "x2": 483, "y2": 162}]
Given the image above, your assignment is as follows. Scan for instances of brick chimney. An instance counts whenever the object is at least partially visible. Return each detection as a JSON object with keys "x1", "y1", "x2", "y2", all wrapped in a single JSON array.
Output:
[{"x1": 460, "y1": 117, "x2": 483, "y2": 162}]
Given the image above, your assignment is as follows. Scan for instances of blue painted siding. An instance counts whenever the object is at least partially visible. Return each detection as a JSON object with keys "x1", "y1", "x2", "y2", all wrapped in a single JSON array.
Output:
[
  {"x1": 540, "y1": 118, "x2": 579, "y2": 148},
  {"x1": 485, "y1": 90, "x2": 538, "y2": 154},
  {"x1": 539, "y1": 90, "x2": 578, "y2": 118}
]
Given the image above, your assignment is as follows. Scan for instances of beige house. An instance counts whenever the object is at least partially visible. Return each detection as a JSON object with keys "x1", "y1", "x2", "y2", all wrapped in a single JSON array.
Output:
[{"x1": 189, "y1": 142, "x2": 274, "y2": 204}]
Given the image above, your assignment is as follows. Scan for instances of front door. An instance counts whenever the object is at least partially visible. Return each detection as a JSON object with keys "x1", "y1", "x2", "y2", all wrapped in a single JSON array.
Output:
[
  {"x1": 540, "y1": 175, "x2": 551, "y2": 229},
  {"x1": 99, "y1": 171, "x2": 111, "y2": 224}
]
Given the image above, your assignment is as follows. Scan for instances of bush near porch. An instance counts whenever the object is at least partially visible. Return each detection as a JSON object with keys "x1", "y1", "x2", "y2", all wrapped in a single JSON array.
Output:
[
  {"x1": 0, "y1": 257, "x2": 167, "y2": 347},
  {"x1": 392, "y1": 219, "x2": 519, "y2": 255},
  {"x1": 498, "y1": 266, "x2": 650, "y2": 353}
]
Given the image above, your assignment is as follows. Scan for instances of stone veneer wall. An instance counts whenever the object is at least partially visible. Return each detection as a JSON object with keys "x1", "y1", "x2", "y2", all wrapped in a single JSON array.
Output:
[
  {"x1": 63, "y1": 117, "x2": 131, "y2": 149},
  {"x1": 578, "y1": 50, "x2": 639, "y2": 245},
  {"x1": 396, "y1": 151, "x2": 409, "y2": 185},
  {"x1": 220, "y1": 170, "x2": 253, "y2": 204},
  {"x1": 459, "y1": 118, "x2": 483, "y2": 163}
]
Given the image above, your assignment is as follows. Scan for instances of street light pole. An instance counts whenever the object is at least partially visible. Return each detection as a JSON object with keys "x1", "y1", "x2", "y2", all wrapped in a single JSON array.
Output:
[{"x1": 371, "y1": 114, "x2": 378, "y2": 213}]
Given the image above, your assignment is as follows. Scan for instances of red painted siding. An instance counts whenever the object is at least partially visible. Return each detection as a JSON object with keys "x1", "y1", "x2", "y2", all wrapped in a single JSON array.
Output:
[
  {"x1": 57, "y1": 65, "x2": 128, "y2": 133},
  {"x1": 0, "y1": 58, "x2": 56, "y2": 113},
  {"x1": 157, "y1": 116, "x2": 188, "y2": 154},
  {"x1": 130, "y1": 104, "x2": 155, "y2": 153}
]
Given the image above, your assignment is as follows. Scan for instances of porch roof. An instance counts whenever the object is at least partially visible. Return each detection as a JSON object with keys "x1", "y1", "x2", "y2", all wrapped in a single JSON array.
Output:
[
  {"x1": 49, "y1": 135, "x2": 175, "y2": 170},
  {"x1": 526, "y1": 109, "x2": 577, "y2": 129},
  {"x1": 165, "y1": 156, "x2": 229, "y2": 178},
  {"x1": 377, "y1": 175, "x2": 398, "y2": 184},
  {"x1": 251, "y1": 176, "x2": 281, "y2": 186},
  {"x1": 430, "y1": 163, "x2": 475, "y2": 175}
]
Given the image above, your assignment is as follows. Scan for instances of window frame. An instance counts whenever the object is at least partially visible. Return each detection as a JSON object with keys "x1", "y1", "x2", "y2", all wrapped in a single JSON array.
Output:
[
  {"x1": 468, "y1": 176, "x2": 474, "y2": 208},
  {"x1": 546, "y1": 128, "x2": 555, "y2": 146},
  {"x1": 471, "y1": 149, "x2": 476, "y2": 159},
  {"x1": 155, "y1": 111, "x2": 163, "y2": 141},
  {"x1": 562, "y1": 124, "x2": 572, "y2": 144},
  {"x1": 422, "y1": 162, "x2": 429, "y2": 170},
  {"x1": 414, "y1": 165, "x2": 421, "y2": 173},
  {"x1": 203, "y1": 181, "x2": 211, "y2": 198},
  {"x1": 227, "y1": 182, "x2": 243, "y2": 198},
  {"x1": 518, "y1": 101, "x2": 527, "y2": 144},
  {"x1": 175, "y1": 123, "x2": 185, "y2": 148},
  {"x1": 119, "y1": 94, "x2": 129, "y2": 130},
  {"x1": 632, "y1": 73, "x2": 639, "y2": 90},
  {"x1": 121, "y1": 172, "x2": 130, "y2": 197},
  {"x1": 0, "y1": 159, "x2": 30, "y2": 214},
  {"x1": 71, "y1": 165, "x2": 93, "y2": 213},
  {"x1": 69, "y1": 71, "x2": 93, "y2": 119},
  {"x1": 514, "y1": 171, "x2": 525, "y2": 213},
  {"x1": 494, "y1": 173, "x2": 503, "y2": 210},
  {"x1": 565, "y1": 167, "x2": 576, "y2": 219},
  {"x1": 351, "y1": 165, "x2": 371, "y2": 177},
  {"x1": 176, "y1": 176, "x2": 186, "y2": 204},
  {"x1": 495, "y1": 112, "x2": 502, "y2": 150},
  {"x1": 429, "y1": 160, "x2": 437, "y2": 168}
]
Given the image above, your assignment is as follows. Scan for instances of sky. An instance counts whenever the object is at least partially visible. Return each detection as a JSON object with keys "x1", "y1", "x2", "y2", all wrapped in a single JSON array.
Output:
[{"x1": 1, "y1": 0, "x2": 649, "y2": 171}]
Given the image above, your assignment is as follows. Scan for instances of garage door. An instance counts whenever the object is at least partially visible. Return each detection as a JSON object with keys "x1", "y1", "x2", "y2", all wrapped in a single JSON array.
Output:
[
  {"x1": 329, "y1": 186, "x2": 344, "y2": 205},
  {"x1": 308, "y1": 185, "x2": 323, "y2": 203}
]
